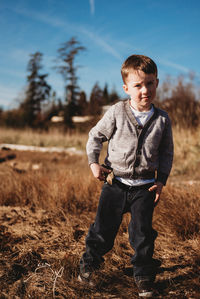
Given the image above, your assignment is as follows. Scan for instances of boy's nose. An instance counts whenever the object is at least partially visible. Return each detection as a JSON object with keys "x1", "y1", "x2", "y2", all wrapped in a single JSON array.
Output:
[{"x1": 141, "y1": 85, "x2": 148, "y2": 94}]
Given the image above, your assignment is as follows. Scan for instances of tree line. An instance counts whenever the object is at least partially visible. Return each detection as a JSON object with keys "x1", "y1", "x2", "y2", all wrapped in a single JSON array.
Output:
[
  {"x1": 0, "y1": 37, "x2": 119, "y2": 129},
  {"x1": 0, "y1": 36, "x2": 200, "y2": 130},
  {"x1": 155, "y1": 73, "x2": 200, "y2": 129}
]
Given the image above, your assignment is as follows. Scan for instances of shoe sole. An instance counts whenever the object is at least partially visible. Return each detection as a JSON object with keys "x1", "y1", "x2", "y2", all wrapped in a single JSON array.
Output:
[
  {"x1": 78, "y1": 275, "x2": 94, "y2": 287},
  {"x1": 138, "y1": 290, "x2": 153, "y2": 297}
]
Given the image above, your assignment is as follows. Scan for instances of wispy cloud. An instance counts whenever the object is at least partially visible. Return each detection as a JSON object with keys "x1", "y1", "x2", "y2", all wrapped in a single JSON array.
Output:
[
  {"x1": 12, "y1": 7, "x2": 122, "y2": 61},
  {"x1": 13, "y1": 7, "x2": 75, "y2": 33},
  {"x1": 80, "y1": 27, "x2": 122, "y2": 60},
  {"x1": 89, "y1": 0, "x2": 95, "y2": 15},
  {"x1": 158, "y1": 58, "x2": 190, "y2": 73}
]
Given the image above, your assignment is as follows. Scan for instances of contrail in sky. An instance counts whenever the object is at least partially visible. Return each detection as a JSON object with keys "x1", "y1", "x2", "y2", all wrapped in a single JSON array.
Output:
[
  {"x1": 13, "y1": 7, "x2": 122, "y2": 60},
  {"x1": 89, "y1": 0, "x2": 95, "y2": 15},
  {"x1": 158, "y1": 59, "x2": 190, "y2": 73}
]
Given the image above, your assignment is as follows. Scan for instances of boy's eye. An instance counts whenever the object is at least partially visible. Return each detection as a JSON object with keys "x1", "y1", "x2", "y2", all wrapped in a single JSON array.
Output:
[{"x1": 134, "y1": 84, "x2": 141, "y2": 88}]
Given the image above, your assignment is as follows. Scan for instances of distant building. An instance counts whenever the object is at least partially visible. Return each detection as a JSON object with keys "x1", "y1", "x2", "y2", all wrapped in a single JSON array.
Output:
[
  {"x1": 50, "y1": 105, "x2": 113, "y2": 124},
  {"x1": 51, "y1": 116, "x2": 64, "y2": 123},
  {"x1": 51, "y1": 115, "x2": 93, "y2": 123},
  {"x1": 72, "y1": 116, "x2": 93, "y2": 123}
]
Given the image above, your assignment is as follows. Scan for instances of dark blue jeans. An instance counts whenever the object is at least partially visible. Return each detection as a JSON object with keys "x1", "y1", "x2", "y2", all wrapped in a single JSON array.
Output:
[{"x1": 80, "y1": 179, "x2": 158, "y2": 280}]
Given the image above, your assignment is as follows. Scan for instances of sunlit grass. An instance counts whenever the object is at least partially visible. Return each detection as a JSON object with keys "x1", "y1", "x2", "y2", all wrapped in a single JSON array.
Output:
[
  {"x1": 171, "y1": 126, "x2": 200, "y2": 178},
  {"x1": 0, "y1": 125, "x2": 200, "y2": 297},
  {"x1": 1, "y1": 125, "x2": 200, "y2": 178},
  {"x1": 0, "y1": 127, "x2": 88, "y2": 150}
]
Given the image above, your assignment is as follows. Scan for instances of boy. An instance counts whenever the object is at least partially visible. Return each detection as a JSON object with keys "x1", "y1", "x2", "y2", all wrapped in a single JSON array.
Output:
[{"x1": 79, "y1": 55, "x2": 173, "y2": 297}]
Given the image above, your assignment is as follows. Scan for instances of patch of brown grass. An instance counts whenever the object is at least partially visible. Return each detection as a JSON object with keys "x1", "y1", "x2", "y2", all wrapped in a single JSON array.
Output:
[
  {"x1": 171, "y1": 126, "x2": 200, "y2": 178},
  {"x1": 0, "y1": 127, "x2": 200, "y2": 298},
  {"x1": 0, "y1": 127, "x2": 88, "y2": 150}
]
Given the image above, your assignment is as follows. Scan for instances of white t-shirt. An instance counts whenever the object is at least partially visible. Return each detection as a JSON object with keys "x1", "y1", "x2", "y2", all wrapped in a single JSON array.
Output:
[{"x1": 115, "y1": 104, "x2": 155, "y2": 186}]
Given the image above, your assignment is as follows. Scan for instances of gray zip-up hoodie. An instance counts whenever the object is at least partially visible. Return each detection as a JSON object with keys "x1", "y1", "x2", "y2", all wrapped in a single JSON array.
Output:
[{"x1": 86, "y1": 100, "x2": 173, "y2": 185}]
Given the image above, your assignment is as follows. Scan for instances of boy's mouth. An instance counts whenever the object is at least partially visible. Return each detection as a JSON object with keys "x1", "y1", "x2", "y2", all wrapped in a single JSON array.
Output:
[{"x1": 142, "y1": 96, "x2": 151, "y2": 100}]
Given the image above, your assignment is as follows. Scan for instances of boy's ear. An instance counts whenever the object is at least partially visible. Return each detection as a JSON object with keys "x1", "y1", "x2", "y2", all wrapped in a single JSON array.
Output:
[
  {"x1": 156, "y1": 78, "x2": 159, "y2": 87},
  {"x1": 123, "y1": 84, "x2": 128, "y2": 94}
]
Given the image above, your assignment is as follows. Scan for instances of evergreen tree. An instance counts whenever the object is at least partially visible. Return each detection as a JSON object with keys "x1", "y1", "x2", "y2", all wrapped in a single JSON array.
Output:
[
  {"x1": 89, "y1": 83, "x2": 103, "y2": 115},
  {"x1": 44, "y1": 91, "x2": 64, "y2": 121},
  {"x1": 55, "y1": 37, "x2": 86, "y2": 127},
  {"x1": 102, "y1": 83, "x2": 109, "y2": 105},
  {"x1": 77, "y1": 91, "x2": 88, "y2": 115},
  {"x1": 109, "y1": 87, "x2": 119, "y2": 103},
  {"x1": 21, "y1": 52, "x2": 51, "y2": 127}
]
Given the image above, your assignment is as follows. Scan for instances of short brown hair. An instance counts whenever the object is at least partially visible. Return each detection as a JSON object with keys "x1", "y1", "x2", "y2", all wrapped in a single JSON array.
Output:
[{"x1": 121, "y1": 54, "x2": 158, "y2": 83}]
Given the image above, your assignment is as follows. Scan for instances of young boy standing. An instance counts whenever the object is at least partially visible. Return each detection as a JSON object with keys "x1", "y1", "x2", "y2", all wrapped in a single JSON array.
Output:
[{"x1": 79, "y1": 55, "x2": 173, "y2": 297}]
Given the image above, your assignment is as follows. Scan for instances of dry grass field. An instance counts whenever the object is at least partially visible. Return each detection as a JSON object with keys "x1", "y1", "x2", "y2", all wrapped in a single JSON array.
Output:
[{"x1": 0, "y1": 127, "x2": 200, "y2": 298}]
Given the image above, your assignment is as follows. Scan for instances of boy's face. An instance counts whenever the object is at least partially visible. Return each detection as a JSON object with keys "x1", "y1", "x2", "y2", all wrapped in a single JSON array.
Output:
[{"x1": 123, "y1": 70, "x2": 159, "y2": 111}]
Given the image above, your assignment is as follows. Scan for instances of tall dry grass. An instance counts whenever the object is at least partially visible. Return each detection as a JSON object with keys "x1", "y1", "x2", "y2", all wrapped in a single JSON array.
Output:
[
  {"x1": 0, "y1": 127, "x2": 88, "y2": 149},
  {"x1": 0, "y1": 126, "x2": 200, "y2": 298},
  {"x1": 171, "y1": 127, "x2": 200, "y2": 178},
  {"x1": 1, "y1": 125, "x2": 200, "y2": 178}
]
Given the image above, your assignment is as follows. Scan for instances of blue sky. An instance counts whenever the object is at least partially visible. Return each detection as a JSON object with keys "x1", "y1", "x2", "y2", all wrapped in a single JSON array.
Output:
[{"x1": 0, "y1": 0, "x2": 200, "y2": 109}]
